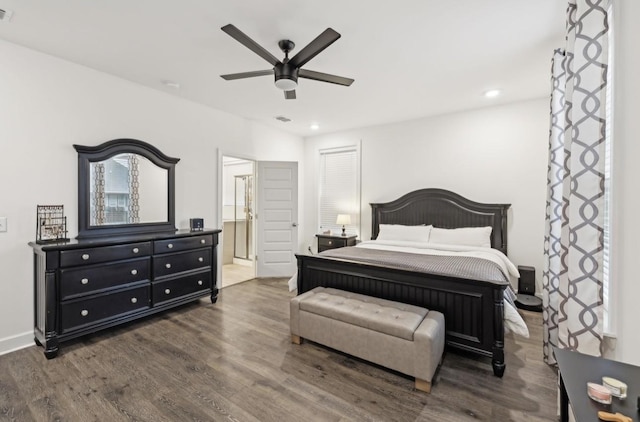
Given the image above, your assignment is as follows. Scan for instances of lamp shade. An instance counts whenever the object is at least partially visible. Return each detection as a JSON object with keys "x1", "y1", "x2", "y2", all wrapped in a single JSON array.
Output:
[{"x1": 336, "y1": 214, "x2": 351, "y2": 225}]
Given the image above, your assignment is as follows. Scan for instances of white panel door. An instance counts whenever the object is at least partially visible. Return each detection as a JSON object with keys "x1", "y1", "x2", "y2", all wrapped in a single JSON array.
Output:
[{"x1": 256, "y1": 161, "x2": 298, "y2": 277}]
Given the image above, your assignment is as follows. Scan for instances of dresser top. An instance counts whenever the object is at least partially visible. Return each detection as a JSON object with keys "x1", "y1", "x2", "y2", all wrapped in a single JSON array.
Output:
[{"x1": 29, "y1": 228, "x2": 221, "y2": 252}]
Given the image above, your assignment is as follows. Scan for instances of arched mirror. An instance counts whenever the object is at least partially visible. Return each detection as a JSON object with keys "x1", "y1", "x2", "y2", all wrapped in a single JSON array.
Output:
[{"x1": 74, "y1": 139, "x2": 179, "y2": 239}]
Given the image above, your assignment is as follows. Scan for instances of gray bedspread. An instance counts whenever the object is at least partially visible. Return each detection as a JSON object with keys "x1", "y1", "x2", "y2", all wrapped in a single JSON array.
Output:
[{"x1": 319, "y1": 246, "x2": 510, "y2": 286}]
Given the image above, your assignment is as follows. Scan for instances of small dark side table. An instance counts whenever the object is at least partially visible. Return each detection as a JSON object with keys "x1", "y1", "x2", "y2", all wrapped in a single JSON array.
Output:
[{"x1": 554, "y1": 346, "x2": 640, "y2": 422}]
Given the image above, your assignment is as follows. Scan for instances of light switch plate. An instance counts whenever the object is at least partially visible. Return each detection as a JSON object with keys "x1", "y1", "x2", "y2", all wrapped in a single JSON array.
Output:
[{"x1": 0, "y1": 217, "x2": 7, "y2": 232}]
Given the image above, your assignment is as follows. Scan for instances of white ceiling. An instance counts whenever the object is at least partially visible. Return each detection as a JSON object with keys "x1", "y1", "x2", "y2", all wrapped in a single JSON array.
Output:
[{"x1": 0, "y1": 1, "x2": 566, "y2": 137}]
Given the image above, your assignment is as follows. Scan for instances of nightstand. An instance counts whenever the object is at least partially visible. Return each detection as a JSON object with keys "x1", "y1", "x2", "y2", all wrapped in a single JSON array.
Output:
[{"x1": 316, "y1": 234, "x2": 357, "y2": 253}]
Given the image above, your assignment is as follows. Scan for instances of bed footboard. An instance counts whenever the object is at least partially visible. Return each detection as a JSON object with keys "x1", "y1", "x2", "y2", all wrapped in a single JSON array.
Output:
[{"x1": 296, "y1": 254, "x2": 508, "y2": 377}]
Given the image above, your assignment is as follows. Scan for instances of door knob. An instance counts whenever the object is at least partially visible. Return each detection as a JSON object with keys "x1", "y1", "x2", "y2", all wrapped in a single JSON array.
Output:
[{"x1": 292, "y1": 222, "x2": 298, "y2": 227}]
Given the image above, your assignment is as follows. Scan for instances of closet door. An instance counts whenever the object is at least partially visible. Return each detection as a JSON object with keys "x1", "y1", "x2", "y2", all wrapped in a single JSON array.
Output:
[{"x1": 256, "y1": 161, "x2": 298, "y2": 277}]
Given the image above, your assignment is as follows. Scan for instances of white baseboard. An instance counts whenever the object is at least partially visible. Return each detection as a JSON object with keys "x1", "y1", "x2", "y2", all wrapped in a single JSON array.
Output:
[{"x1": 0, "y1": 331, "x2": 34, "y2": 356}]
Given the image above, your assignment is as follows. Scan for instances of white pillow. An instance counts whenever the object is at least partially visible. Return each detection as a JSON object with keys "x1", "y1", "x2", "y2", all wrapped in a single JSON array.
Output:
[
  {"x1": 429, "y1": 226, "x2": 493, "y2": 248},
  {"x1": 377, "y1": 224, "x2": 432, "y2": 243}
]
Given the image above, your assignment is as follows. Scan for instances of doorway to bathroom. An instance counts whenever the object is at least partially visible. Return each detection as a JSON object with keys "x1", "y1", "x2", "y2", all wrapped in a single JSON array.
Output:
[{"x1": 221, "y1": 156, "x2": 255, "y2": 288}]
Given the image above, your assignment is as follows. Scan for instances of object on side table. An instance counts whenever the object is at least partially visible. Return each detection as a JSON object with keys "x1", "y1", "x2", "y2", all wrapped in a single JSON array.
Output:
[
  {"x1": 36, "y1": 205, "x2": 69, "y2": 244},
  {"x1": 336, "y1": 214, "x2": 351, "y2": 236},
  {"x1": 596, "y1": 411, "x2": 633, "y2": 422},
  {"x1": 602, "y1": 376, "x2": 628, "y2": 399},
  {"x1": 190, "y1": 218, "x2": 204, "y2": 231},
  {"x1": 587, "y1": 382, "x2": 612, "y2": 404},
  {"x1": 515, "y1": 265, "x2": 542, "y2": 312}
]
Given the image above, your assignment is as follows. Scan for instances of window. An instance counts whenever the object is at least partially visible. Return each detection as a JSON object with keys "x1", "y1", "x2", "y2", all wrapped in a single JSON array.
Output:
[{"x1": 318, "y1": 145, "x2": 361, "y2": 236}]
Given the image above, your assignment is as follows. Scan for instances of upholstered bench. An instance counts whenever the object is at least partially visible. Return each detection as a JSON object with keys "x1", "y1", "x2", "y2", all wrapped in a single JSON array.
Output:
[{"x1": 290, "y1": 287, "x2": 445, "y2": 393}]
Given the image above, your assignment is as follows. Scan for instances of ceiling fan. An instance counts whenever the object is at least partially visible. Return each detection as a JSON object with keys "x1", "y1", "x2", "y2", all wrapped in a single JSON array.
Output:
[{"x1": 220, "y1": 24, "x2": 354, "y2": 99}]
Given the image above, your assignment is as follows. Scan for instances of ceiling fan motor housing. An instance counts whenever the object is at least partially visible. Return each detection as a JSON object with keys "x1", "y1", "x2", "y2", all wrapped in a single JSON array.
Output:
[{"x1": 274, "y1": 63, "x2": 299, "y2": 90}]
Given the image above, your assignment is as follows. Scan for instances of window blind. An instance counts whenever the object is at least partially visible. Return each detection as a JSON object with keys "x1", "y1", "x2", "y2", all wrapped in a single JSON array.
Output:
[{"x1": 318, "y1": 146, "x2": 360, "y2": 236}]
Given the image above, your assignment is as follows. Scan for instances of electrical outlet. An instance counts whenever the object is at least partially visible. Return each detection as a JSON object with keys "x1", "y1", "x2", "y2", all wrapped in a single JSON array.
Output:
[{"x1": 0, "y1": 217, "x2": 7, "y2": 232}]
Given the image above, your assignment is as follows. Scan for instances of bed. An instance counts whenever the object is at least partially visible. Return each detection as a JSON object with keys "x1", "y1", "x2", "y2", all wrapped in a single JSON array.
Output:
[{"x1": 294, "y1": 188, "x2": 526, "y2": 377}]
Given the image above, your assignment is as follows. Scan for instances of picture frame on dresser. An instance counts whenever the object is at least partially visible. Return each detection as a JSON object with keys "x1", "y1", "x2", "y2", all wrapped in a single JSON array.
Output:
[{"x1": 29, "y1": 139, "x2": 221, "y2": 359}]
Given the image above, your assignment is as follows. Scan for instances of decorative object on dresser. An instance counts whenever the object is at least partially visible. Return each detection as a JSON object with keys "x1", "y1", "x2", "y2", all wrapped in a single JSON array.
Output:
[
  {"x1": 29, "y1": 139, "x2": 221, "y2": 359},
  {"x1": 335, "y1": 214, "x2": 351, "y2": 236},
  {"x1": 189, "y1": 218, "x2": 204, "y2": 231},
  {"x1": 515, "y1": 265, "x2": 542, "y2": 312},
  {"x1": 315, "y1": 233, "x2": 356, "y2": 253},
  {"x1": 35, "y1": 204, "x2": 69, "y2": 243},
  {"x1": 297, "y1": 188, "x2": 514, "y2": 377}
]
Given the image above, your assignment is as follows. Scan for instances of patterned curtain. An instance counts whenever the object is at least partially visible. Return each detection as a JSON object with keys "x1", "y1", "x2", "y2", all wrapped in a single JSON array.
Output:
[
  {"x1": 92, "y1": 163, "x2": 106, "y2": 225},
  {"x1": 128, "y1": 154, "x2": 140, "y2": 224},
  {"x1": 542, "y1": 0, "x2": 610, "y2": 364}
]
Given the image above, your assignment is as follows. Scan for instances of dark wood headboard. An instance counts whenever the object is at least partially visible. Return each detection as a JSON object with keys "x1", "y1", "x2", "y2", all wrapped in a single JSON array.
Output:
[{"x1": 370, "y1": 188, "x2": 511, "y2": 255}]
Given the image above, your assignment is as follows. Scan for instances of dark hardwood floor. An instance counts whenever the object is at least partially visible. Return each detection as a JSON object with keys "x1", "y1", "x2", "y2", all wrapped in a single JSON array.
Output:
[{"x1": 0, "y1": 278, "x2": 557, "y2": 421}]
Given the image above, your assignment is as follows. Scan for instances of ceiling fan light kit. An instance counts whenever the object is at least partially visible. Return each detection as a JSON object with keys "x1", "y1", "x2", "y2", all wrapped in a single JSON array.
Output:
[
  {"x1": 220, "y1": 24, "x2": 354, "y2": 99},
  {"x1": 274, "y1": 63, "x2": 298, "y2": 91}
]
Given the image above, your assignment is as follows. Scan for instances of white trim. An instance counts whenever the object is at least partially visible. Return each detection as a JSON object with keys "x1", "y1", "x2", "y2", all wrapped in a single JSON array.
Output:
[{"x1": 0, "y1": 331, "x2": 33, "y2": 356}]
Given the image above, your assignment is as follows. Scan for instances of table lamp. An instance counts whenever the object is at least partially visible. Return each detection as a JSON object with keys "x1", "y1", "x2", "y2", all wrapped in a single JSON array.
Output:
[{"x1": 336, "y1": 214, "x2": 351, "y2": 236}]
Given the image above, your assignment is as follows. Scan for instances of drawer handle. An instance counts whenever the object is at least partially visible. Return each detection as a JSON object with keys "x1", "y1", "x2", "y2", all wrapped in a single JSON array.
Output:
[
  {"x1": 198, "y1": 257, "x2": 204, "y2": 262},
  {"x1": 328, "y1": 241, "x2": 332, "y2": 245},
  {"x1": 80, "y1": 309, "x2": 89, "y2": 317},
  {"x1": 81, "y1": 278, "x2": 89, "y2": 285},
  {"x1": 165, "y1": 289, "x2": 171, "y2": 295},
  {"x1": 198, "y1": 280, "x2": 203, "y2": 286},
  {"x1": 131, "y1": 269, "x2": 138, "y2": 275},
  {"x1": 200, "y1": 239, "x2": 206, "y2": 244},
  {"x1": 82, "y1": 254, "x2": 90, "y2": 260},
  {"x1": 167, "y1": 243, "x2": 173, "y2": 249},
  {"x1": 132, "y1": 247, "x2": 139, "y2": 253},
  {"x1": 165, "y1": 263, "x2": 171, "y2": 269},
  {"x1": 131, "y1": 297, "x2": 138, "y2": 304}
]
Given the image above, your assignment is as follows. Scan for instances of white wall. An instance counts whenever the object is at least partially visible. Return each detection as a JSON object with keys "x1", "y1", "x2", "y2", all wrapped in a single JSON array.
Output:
[
  {"x1": 303, "y1": 99, "x2": 549, "y2": 293},
  {"x1": 0, "y1": 39, "x2": 303, "y2": 355},
  {"x1": 612, "y1": 0, "x2": 640, "y2": 366}
]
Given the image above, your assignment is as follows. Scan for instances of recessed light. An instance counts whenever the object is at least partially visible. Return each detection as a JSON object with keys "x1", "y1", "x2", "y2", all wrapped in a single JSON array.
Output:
[
  {"x1": 484, "y1": 89, "x2": 501, "y2": 98},
  {"x1": 161, "y1": 80, "x2": 180, "y2": 89},
  {"x1": 310, "y1": 124, "x2": 320, "y2": 131}
]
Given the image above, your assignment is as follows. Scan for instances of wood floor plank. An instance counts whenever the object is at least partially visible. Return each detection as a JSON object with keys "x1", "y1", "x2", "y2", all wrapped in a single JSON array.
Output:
[{"x1": 0, "y1": 278, "x2": 558, "y2": 421}]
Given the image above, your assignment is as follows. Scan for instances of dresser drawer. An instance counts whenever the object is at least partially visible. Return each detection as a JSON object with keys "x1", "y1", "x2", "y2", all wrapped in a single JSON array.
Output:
[
  {"x1": 153, "y1": 248, "x2": 211, "y2": 278},
  {"x1": 60, "y1": 285, "x2": 150, "y2": 334},
  {"x1": 60, "y1": 242, "x2": 151, "y2": 267},
  {"x1": 152, "y1": 271, "x2": 212, "y2": 306},
  {"x1": 154, "y1": 235, "x2": 213, "y2": 254},
  {"x1": 60, "y1": 257, "x2": 151, "y2": 300},
  {"x1": 318, "y1": 237, "x2": 346, "y2": 249}
]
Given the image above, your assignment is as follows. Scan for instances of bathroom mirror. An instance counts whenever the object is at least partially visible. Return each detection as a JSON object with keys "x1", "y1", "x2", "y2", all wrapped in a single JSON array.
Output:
[{"x1": 74, "y1": 139, "x2": 179, "y2": 239}]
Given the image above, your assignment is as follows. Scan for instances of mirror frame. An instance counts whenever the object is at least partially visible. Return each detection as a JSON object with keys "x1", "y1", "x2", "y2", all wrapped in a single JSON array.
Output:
[{"x1": 74, "y1": 138, "x2": 180, "y2": 239}]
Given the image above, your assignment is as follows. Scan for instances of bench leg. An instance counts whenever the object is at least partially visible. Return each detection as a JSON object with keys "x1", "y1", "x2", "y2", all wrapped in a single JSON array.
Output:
[
  {"x1": 415, "y1": 378, "x2": 432, "y2": 393},
  {"x1": 291, "y1": 334, "x2": 301, "y2": 345}
]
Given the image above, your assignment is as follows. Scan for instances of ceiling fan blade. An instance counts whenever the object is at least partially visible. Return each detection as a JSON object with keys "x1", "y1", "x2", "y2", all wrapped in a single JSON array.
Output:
[
  {"x1": 298, "y1": 69, "x2": 354, "y2": 86},
  {"x1": 288, "y1": 28, "x2": 341, "y2": 68},
  {"x1": 284, "y1": 90, "x2": 296, "y2": 100},
  {"x1": 221, "y1": 24, "x2": 281, "y2": 66},
  {"x1": 220, "y1": 70, "x2": 273, "y2": 80}
]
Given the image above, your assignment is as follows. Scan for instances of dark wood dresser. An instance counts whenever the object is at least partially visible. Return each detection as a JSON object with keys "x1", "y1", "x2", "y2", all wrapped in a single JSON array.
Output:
[{"x1": 29, "y1": 228, "x2": 221, "y2": 359}]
